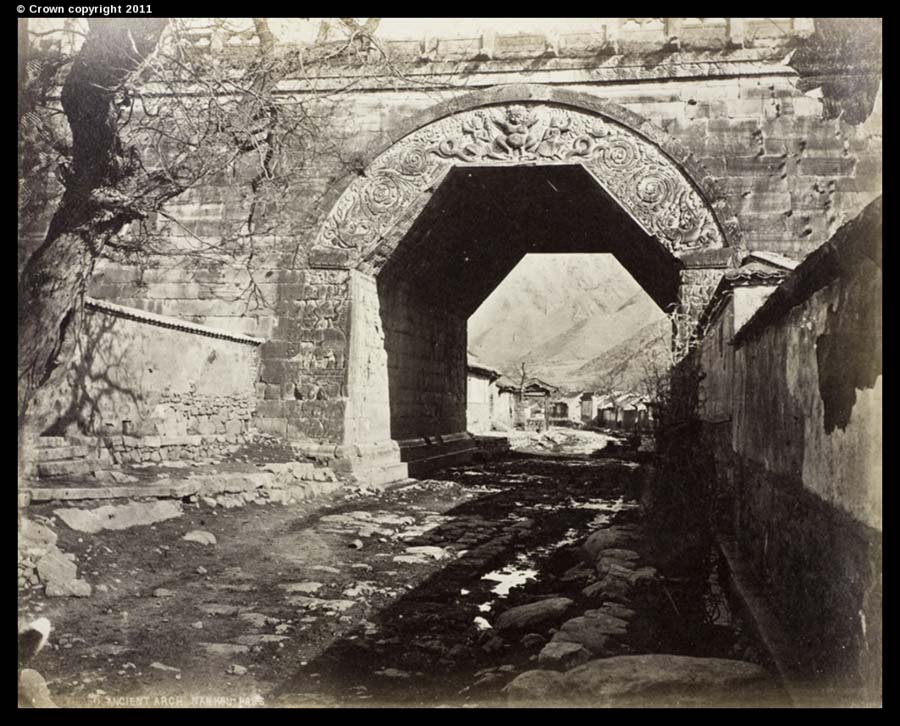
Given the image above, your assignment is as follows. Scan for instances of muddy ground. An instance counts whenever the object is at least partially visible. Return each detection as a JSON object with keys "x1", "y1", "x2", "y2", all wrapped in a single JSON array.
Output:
[{"x1": 19, "y1": 444, "x2": 775, "y2": 708}]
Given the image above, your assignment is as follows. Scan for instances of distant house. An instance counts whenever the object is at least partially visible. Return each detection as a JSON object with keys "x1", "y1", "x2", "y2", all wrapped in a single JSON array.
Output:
[
  {"x1": 491, "y1": 375, "x2": 519, "y2": 431},
  {"x1": 520, "y1": 377, "x2": 558, "y2": 432},
  {"x1": 548, "y1": 391, "x2": 585, "y2": 427},
  {"x1": 466, "y1": 352, "x2": 502, "y2": 433}
]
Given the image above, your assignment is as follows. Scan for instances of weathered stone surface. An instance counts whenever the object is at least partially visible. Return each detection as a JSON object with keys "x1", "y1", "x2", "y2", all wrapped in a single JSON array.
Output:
[
  {"x1": 552, "y1": 612, "x2": 628, "y2": 654},
  {"x1": 537, "y1": 641, "x2": 591, "y2": 669},
  {"x1": 582, "y1": 527, "x2": 638, "y2": 560},
  {"x1": 494, "y1": 598, "x2": 573, "y2": 631},
  {"x1": 279, "y1": 582, "x2": 323, "y2": 594},
  {"x1": 45, "y1": 578, "x2": 92, "y2": 598},
  {"x1": 198, "y1": 642, "x2": 250, "y2": 655},
  {"x1": 183, "y1": 530, "x2": 217, "y2": 546},
  {"x1": 36, "y1": 549, "x2": 76, "y2": 585},
  {"x1": 53, "y1": 501, "x2": 183, "y2": 534},
  {"x1": 19, "y1": 518, "x2": 57, "y2": 551},
  {"x1": 18, "y1": 669, "x2": 57, "y2": 708},
  {"x1": 562, "y1": 655, "x2": 769, "y2": 707},
  {"x1": 505, "y1": 669, "x2": 567, "y2": 706},
  {"x1": 508, "y1": 655, "x2": 768, "y2": 707},
  {"x1": 583, "y1": 573, "x2": 633, "y2": 603}
]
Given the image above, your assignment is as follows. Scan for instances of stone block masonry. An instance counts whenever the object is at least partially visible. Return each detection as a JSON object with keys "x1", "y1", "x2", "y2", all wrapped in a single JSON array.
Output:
[{"x1": 19, "y1": 21, "x2": 881, "y2": 465}]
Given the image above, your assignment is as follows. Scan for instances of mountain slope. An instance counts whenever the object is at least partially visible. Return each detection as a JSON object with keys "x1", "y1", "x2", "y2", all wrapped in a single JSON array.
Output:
[{"x1": 468, "y1": 254, "x2": 670, "y2": 391}]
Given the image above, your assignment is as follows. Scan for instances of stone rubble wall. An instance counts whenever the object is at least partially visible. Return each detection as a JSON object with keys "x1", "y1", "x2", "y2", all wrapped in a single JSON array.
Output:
[{"x1": 24, "y1": 300, "x2": 263, "y2": 475}]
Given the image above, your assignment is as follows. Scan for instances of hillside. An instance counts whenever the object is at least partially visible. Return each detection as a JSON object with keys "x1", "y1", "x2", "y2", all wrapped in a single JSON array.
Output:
[{"x1": 468, "y1": 254, "x2": 670, "y2": 391}]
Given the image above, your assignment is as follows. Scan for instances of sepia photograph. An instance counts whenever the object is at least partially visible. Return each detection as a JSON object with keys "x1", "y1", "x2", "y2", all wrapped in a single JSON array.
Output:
[{"x1": 17, "y1": 14, "x2": 882, "y2": 708}]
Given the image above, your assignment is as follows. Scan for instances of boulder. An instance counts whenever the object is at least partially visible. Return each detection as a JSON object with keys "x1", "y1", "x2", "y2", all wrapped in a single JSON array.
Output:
[
  {"x1": 581, "y1": 527, "x2": 638, "y2": 561},
  {"x1": 183, "y1": 530, "x2": 217, "y2": 546},
  {"x1": 19, "y1": 518, "x2": 57, "y2": 552},
  {"x1": 36, "y1": 549, "x2": 76, "y2": 585},
  {"x1": 54, "y1": 501, "x2": 183, "y2": 534},
  {"x1": 537, "y1": 641, "x2": 591, "y2": 669},
  {"x1": 45, "y1": 578, "x2": 92, "y2": 598},
  {"x1": 494, "y1": 598, "x2": 573, "y2": 632},
  {"x1": 562, "y1": 655, "x2": 770, "y2": 707},
  {"x1": 505, "y1": 670, "x2": 567, "y2": 707},
  {"x1": 551, "y1": 613, "x2": 628, "y2": 655}
]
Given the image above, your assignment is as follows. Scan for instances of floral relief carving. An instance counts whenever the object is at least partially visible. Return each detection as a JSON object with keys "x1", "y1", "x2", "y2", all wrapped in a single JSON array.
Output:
[{"x1": 314, "y1": 103, "x2": 726, "y2": 255}]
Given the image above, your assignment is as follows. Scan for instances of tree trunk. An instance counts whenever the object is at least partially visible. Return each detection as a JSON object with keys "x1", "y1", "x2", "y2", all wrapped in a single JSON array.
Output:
[{"x1": 17, "y1": 19, "x2": 168, "y2": 475}]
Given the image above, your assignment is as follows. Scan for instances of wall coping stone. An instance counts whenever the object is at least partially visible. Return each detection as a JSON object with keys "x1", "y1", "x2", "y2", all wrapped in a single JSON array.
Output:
[{"x1": 85, "y1": 297, "x2": 265, "y2": 346}]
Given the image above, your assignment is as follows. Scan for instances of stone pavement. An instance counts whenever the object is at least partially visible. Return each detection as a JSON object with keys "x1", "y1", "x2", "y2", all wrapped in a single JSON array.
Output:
[{"x1": 18, "y1": 452, "x2": 784, "y2": 708}]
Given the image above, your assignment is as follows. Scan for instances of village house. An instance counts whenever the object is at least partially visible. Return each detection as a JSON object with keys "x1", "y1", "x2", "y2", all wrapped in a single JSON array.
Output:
[{"x1": 465, "y1": 352, "x2": 503, "y2": 434}]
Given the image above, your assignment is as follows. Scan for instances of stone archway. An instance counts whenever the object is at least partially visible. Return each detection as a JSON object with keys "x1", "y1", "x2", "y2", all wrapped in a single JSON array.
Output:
[{"x1": 291, "y1": 87, "x2": 740, "y2": 480}]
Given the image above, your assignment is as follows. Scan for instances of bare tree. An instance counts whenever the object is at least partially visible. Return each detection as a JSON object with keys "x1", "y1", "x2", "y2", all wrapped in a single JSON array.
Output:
[{"x1": 17, "y1": 17, "x2": 434, "y2": 476}]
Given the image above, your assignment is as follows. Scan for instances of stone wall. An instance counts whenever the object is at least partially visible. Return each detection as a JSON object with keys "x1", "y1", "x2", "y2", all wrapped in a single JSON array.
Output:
[
  {"x1": 466, "y1": 373, "x2": 493, "y2": 434},
  {"x1": 28, "y1": 298, "x2": 262, "y2": 464},
  {"x1": 698, "y1": 199, "x2": 882, "y2": 697},
  {"x1": 20, "y1": 21, "x2": 882, "y2": 452},
  {"x1": 380, "y1": 283, "x2": 467, "y2": 441}
]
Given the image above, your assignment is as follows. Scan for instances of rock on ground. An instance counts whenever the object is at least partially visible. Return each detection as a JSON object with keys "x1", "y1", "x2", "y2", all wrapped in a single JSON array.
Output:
[
  {"x1": 494, "y1": 598, "x2": 573, "y2": 632},
  {"x1": 183, "y1": 530, "x2": 217, "y2": 546},
  {"x1": 537, "y1": 641, "x2": 591, "y2": 669},
  {"x1": 508, "y1": 655, "x2": 770, "y2": 707},
  {"x1": 54, "y1": 501, "x2": 182, "y2": 534}
]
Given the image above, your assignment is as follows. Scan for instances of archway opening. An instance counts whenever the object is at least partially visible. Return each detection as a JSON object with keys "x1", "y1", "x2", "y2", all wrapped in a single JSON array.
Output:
[{"x1": 371, "y1": 164, "x2": 681, "y2": 446}]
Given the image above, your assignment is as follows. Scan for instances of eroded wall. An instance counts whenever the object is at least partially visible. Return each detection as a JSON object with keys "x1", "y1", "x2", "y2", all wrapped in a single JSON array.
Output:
[
  {"x1": 29, "y1": 302, "x2": 261, "y2": 462},
  {"x1": 698, "y1": 202, "x2": 882, "y2": 696}
]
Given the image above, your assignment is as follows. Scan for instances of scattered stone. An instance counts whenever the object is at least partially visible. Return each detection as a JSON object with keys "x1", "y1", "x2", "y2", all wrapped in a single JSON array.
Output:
[
  {"x1": 560, "y1": 562, "x2": 596, "y2": 584},
  {"x1": 520, "y1": 633, "x2": 546, "y2": 649},
  {"x1": 404, "y1": 545, "x2": 449, "y2": 560},
  {"x1": 54, "y1": 501, "x2": 182, "y2": 534},
  {"x1": 19, "y1": 518, "x2": 57, "y2": 551},
  {"x1": 153, "y1": 588, "x2": 175, "y2": 598},
  {"x1": 191, "y1": 621, "x2": 204, "y2": 629},
  {"x1": 46, "y1": 578, "x2": 92, "y2": 598},
  {"x1": 36, "y1": 550, "x2": 77, "y2": 585},
  {"x1": 95, "y1": 584, "x2": 109, "y2": 594},
  {"x1": 562, "y1": 655, "x2": 768, "y2": 707},
  {"x1": 199, "y1": 603, "x2": 239, "y2": 616},
  {"x1": 350, "y1": 539, "x2": 364, "y2": 550},
  {"x1": 183, "y1": 530, "x2": 217, "y2": 546},
  {"x1": 198, "y1": 643, "x2": 250, "y2": 656},
  {"x1": 18, "y1": 669, "x2": 57, "y2": 708},
  {"x1": 226, "y1": 664, "x2": 248, "y2": 676},
  {"x1": 505, "y1": 669, "x2": 567, "y2": 706},
  {"x1": 312, "y1": 566, "x2": 340, "y2": 574},
  {"x1": 494, "y1": 598, "x2": 573, "y2": 632},
  {"x1": 482, "y1": 636, "x2": 506, "y2": 653},
  {"x1": 234, "y1": 634, "x2": 290, "y2": 645},
  {"x1": 552, "y1": 613, "x2": 629, "y2": 655},
  {"x1": 287, "y1": 596, "x2": 356, "y2": 613},
  {"x1": 537, "y1": 641, "x2": 591, "y2": 669},
  {"x1": 196, "y1": 566, "x2": 208, "y2": 575},
  {"x1": 581, "y1": 528, "x2": 637, "y2": 561},
  {"x1": 594, "y1": 603, "x2": 636, "y2": 621},
  {"x1": 280, "y1": 582, "x2": 323, "y2": 594},
  {"x1": 150, "y1": 662, "x2": 180, "y2": 672},
  {"x1": 201, "y1": 497, "x2": 217, "y2": 508},
  {"x1": 375, "y1": 668, "x2": 410, "y2": 679},
  {"x1": 392, "y1": 554, "x2": 427, "y2": 565},
  {"x1": 238, "y1": 612, "x2": 279, "y2": 628}
]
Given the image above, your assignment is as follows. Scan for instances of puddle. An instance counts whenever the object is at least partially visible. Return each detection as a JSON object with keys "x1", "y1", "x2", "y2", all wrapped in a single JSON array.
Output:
[{"x1": 481, "y1": 565, "x2": 538, "y2": 597}]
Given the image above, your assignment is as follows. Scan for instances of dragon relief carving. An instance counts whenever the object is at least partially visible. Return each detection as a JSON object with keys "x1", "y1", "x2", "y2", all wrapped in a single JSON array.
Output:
[{"x1": 314, "y1": 103, "x2": 726, "y2": 255}]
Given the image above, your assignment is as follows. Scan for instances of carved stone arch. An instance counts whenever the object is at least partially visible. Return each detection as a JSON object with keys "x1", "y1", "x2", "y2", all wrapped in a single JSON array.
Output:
[{"x1": 311, "y1": 84, "x2": 742, "y2": 268}]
